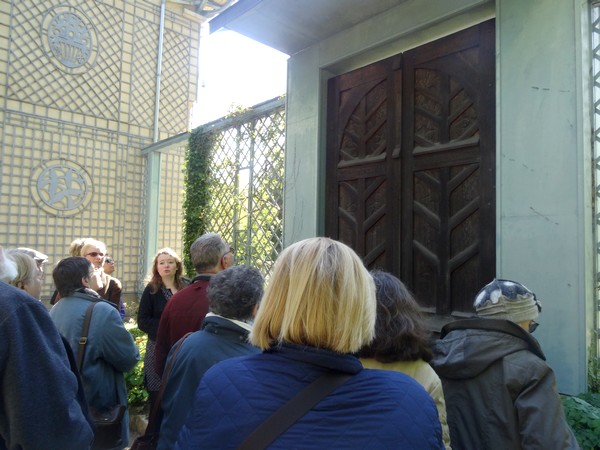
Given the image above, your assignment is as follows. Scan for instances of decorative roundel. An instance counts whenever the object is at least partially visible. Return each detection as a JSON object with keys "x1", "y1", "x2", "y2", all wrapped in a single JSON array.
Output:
[
  {"x1": 40, "y1": 5, "x2": 99, "y2": 74},
  {"x1": 31, "y1": 159, "x2": 93, "y2": 217}
]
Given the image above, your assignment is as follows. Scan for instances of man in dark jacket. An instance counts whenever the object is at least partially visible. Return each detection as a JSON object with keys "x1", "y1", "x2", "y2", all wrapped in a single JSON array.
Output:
[
  {"x1": 157, "y1": 265, "x2": 263, "y2": 450},
  {"x1": 0, "y1": 276, "x2": 94, "y2": 449},
  {"x1": 430, "y1": 279, "x2": 579, "y2": 450}
]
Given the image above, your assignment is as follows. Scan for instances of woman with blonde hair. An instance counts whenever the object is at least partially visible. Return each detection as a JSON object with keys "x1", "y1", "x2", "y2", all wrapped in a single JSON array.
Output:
[
  {"x1": 176, "y1": 237, "x2": 443, "y2": 449},
  {"x1": 137, "y1": 247, "x2": 187, "y2": 409}
]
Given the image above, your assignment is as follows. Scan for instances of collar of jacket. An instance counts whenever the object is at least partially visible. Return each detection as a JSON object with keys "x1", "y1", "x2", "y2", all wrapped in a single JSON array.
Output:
[
  {"x1": 266, "y1": 342, "x2": 363, "y2": 374},
  {"x1": 191, "y1": 274, "x2": 212, "y2": 284},
  {"x1": 441, "y1": 318, "x2": 546, "y2": 360},
  {"x1": 69, "y1": 289, "x2": 102, "y2": 301},
  {"x1": 202, "y1": 315, "x2": 252, "y2": 342}
]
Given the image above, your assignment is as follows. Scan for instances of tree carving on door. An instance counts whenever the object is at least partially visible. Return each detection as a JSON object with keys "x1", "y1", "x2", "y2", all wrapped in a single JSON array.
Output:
[{"x1": 327, "y1": 21, "x2": 495, "y2": 317}]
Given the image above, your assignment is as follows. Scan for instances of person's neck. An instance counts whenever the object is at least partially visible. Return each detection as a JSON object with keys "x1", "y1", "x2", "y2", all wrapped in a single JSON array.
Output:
[
  {"x1": 197, "y1": 269, "x2": 219, "y2": 276},
  {"x1": 162, "y1": 275, "x2": 176, "y2": 290}
]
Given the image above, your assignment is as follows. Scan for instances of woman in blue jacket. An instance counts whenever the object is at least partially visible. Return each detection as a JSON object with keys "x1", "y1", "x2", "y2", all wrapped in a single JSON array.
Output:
[
  {"x1": 175, "y1": 237, "x2": 443, "y2": 449},
  {"x1": 50, "y1": 257, "x2": 140, "y2": 449}
]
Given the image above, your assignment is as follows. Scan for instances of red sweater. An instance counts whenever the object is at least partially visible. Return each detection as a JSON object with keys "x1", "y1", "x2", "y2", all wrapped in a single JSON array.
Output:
[{"x1": 153, "y1": 275, "x2": 211, "y2": 375}]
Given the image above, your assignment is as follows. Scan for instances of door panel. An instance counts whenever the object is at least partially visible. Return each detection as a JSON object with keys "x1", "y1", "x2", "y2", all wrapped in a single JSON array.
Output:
[
  {"x1": 326, "y1": 55, "x2": 401, "y2": 270},
  {"x1": 326, "y1": 20, "x2": 495, "y2": 316}
]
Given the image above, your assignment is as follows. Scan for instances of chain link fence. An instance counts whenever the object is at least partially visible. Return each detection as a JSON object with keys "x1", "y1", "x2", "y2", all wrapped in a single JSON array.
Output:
[{"x1": 201, "y1": 98, "x2": 285, "y2": 276}]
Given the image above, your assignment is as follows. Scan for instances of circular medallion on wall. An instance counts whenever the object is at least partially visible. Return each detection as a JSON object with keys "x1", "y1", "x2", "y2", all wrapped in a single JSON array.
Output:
[
  {"x1": 40, "y1": 5, "x2": 99, "y2": 74},
  {"x1": 31, "y1": 159, "x2": 93, "y2": 217}
]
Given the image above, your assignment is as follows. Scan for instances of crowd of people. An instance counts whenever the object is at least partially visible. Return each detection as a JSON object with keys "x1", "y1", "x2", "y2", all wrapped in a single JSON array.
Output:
[{"x1": 0, "y1": 234, "x2": 581, "y2": 449}]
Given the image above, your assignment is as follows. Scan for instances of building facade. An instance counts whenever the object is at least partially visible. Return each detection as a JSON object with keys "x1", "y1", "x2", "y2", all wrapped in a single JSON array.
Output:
[
  {"x1": 0, "y1": 0, "x2": 203, "y2": 302},
  {"x1": 213, "y1": 0, "x2": 596, "y2": 395}
]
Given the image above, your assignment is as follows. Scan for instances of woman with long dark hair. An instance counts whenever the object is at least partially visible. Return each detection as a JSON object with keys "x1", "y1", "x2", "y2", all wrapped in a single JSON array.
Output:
[{"x1": 359, "y1": 270, "x2": 451, "y2": 449}]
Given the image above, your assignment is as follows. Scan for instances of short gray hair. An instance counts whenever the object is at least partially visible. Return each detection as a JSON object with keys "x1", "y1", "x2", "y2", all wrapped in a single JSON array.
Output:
[
  {"x1": 189, "y1": 233, "x2": 228, "y2": 273},
  {"x1": 208, "y1": 265, "x2": 264, "y2": 321}
]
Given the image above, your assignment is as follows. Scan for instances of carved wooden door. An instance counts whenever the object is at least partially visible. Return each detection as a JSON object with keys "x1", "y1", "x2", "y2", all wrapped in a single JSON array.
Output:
[{"x1": 326, "y1": 20, "x2": 495, "y2": 316}]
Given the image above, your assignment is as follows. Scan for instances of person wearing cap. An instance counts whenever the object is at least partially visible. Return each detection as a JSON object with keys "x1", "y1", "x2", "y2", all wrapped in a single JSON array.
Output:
[
  {"x1": 16, "y1": 247, "x2": 48, "y2": 280},
  {"x1": 430, "y1": 279, "x2": 579, "y2": 449}
]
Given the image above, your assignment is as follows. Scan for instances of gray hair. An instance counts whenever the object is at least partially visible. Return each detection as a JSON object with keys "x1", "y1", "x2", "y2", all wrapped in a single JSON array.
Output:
[
  {"x1": 208, "y1": 265, "x2": 264, "y2": 321},
  {"x1": 190, "y1": 233, "x2": 228, "y2": 273},
  {"x1": 5, "y1": 250, "x2": 38, "y2": 287}
]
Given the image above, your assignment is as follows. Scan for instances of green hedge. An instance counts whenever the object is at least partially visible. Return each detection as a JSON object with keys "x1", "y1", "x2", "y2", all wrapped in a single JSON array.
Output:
[
  {"x1": 125, "y1": 321, "x2": 149, "y2": 408},
  {"x1": 562, "y1": 393, "x2": 600, "y2": 450},
  {"x1": 182, "y1": 127, "x2": 216, "y2": 278}
]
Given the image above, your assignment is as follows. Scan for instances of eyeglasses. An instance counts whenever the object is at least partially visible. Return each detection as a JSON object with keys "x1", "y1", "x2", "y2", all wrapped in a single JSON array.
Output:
[
  {"x1": 105, "y1": 258, "x2": 114, "y2": 264},
  {"x1": 529, "y1": 321, "x2": 539, "y2": 333},
  {"x1": 85, "y1": 252, "x2": 105, "y2": 258},
  {"x1": 222, "y1": 247, "x2": 234, "y2": 257}
]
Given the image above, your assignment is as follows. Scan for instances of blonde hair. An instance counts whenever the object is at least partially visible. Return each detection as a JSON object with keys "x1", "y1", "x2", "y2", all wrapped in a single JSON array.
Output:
[
  {"x1": 5, "y1": 250, "x2": 38, "y2": 288},
  {"x1": 68, "y1": 238, "x2": 87, "y2": 257},
  {"x1": 79, "y1": 238, "x2": 107, "y2": 257},
  {"x1": 250, "y1": 237, "x2": 376, "y2": 353}
]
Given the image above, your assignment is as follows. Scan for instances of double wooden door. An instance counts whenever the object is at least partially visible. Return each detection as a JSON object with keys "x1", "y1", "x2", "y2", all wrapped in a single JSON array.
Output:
[{"x1": 325, "y1": 20, "x2": 495, "y2": 316}]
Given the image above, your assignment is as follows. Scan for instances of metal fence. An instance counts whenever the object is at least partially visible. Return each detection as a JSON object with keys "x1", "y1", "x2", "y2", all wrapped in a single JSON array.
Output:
[
  {"x1": 591, "y1": 4, "x2": 600, "y2": 364},
  {"x1": 199, "y1": 97, "x2": 286, "y2": 276}
]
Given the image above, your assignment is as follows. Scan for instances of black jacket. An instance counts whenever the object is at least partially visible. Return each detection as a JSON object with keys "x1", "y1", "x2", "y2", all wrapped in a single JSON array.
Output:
[{"x1": 430, "y1": 318, "x2": 579, "y2": 450}]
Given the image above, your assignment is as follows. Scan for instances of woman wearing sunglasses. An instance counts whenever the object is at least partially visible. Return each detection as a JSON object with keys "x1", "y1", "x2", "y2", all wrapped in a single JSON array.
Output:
[{"x1": 80, "y1": 238, "x2": 123, "y2": 314}]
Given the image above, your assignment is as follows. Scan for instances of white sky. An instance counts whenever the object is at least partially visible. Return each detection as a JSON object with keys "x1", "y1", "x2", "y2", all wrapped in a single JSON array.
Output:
[{"x1": 191, "y1": 26, "x2": 289, "y2": 127}]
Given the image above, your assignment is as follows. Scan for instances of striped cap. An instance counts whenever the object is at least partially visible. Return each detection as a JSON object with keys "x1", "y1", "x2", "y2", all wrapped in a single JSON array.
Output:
[{"x1": 474, "y1": 278, "x2": 542, "y2": 324}]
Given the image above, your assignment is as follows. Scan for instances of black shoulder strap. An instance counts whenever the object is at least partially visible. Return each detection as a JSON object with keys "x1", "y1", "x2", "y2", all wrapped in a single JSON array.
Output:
[
  {"x1": 144, "y1": 331, "x2": 194, "y2": 435},
  {"x1": 237, "y1": 372, "x2": 352, "y2": 450},
  {"x1": 77, "y1": 302, "x2": 97, "y2": 371}
]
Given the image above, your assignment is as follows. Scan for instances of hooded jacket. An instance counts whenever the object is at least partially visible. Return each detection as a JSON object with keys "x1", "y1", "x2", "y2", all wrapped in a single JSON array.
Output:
[{"x1": 430, "y1": 318, "x2": 579, "y2": 450}]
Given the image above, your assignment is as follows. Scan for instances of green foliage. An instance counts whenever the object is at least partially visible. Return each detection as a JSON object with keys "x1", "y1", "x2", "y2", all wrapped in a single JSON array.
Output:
[
  {"x1": 125, "y1": 321, "x2": 149, "y2": 407},
  {"x1": 183, "y1": 127, "x2": 216, "y2": 277},
  {"x1": 590, "y1": 347, "x2": 600, "y2": 394},
  {"x1": 206, "y1": 107, "x2": 285, "y2": 274},
  {"x1": 183, "y1": 99, "x2": 285, "y2": 278},
  {"x1": 562, "y1": 394, "x2": 600, "y2": 449}
]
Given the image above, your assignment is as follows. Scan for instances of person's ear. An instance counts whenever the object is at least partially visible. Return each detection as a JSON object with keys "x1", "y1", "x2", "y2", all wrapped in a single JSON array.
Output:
[
  {"x1": 81, "y1": 277, "x2": 90, "y2": 288},
  {"x1": 16, "y1": 281, "x2": 26, "y2": 291}
]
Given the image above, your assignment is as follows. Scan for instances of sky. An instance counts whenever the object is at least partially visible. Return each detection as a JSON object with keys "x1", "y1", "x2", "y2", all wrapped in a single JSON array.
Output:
[{"x1": 190, "y1": 26, "x2": 289, "y2": 127}]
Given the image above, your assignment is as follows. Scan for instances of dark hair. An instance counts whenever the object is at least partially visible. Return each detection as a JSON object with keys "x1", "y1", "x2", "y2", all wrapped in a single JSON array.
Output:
[
  {"x1": 208, "y1": 265, "x2": 263, "y2": 321},
  {"x1": 358, "y1": 270, "x2": 433, "y2": 363},
  {"x1": 52, "y1": 257, "x2": 93, "y2": 298}
]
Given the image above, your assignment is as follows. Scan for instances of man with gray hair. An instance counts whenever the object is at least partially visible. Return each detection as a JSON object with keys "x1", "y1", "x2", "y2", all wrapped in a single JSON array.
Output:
[
  {"x1": 430, "y1": 279, "x2": 578, "y2": 449},
  {"x1": 157, "y1": 265, "x2": 263, "y2": 450},
  {"x1": 154, "y1": 233, "x2": 234, "y2": 375}
]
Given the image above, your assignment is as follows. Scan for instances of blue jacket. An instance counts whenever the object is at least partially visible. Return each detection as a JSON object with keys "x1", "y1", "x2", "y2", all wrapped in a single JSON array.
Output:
[
  {"x1": 0, "y1": 282, "x2": 94, "y2": 450},
  {"x1": 50, "y1": 291, "x2": 140, "y2": 448},
  {"x1": 175, "y1": 343, "x2": 443, "y2": 449},
  {"x1": 158, "y1": 315, "x2": 260, "y2": 450}
]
